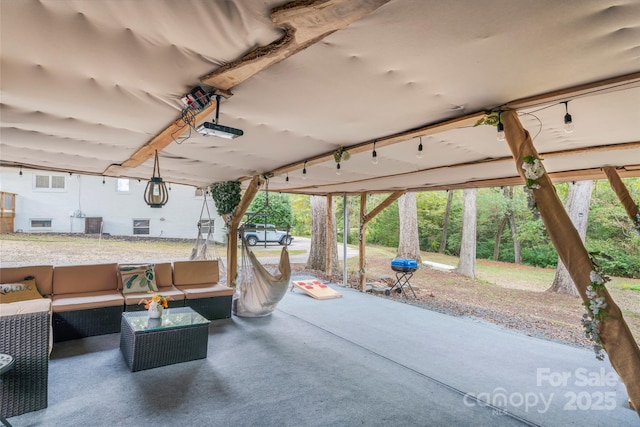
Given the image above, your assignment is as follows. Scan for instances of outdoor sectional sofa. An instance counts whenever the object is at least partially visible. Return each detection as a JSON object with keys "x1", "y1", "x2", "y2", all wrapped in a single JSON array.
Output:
[
  {"x1": 0, "y1": 267, "x2": 52, "y2": 418},
  {"x1": 0, "y1": 259, "x2": 233, "y2": 343},
  {"x1": 0, "y1": 260, "x2": 232, "y2": 417}
]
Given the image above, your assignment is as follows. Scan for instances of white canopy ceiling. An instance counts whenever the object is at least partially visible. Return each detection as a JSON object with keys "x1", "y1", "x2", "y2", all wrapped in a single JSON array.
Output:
[{"x1": 1, "y1": 0, "x2": 639, "y2": 195}]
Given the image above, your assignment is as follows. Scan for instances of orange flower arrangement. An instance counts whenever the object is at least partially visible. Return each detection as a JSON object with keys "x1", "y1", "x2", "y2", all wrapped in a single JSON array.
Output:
[{"x1": 139, "y1": 293, "x2": 169, "y2": 309}]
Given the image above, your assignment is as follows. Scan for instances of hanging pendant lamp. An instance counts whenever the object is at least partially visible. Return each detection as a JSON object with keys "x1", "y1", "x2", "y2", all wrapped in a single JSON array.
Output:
[{"x1": 144, "y1": 150, "x2": 169, "y2": 208}]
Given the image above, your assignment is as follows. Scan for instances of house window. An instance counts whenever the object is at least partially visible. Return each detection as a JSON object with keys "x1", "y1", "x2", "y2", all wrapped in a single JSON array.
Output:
[
  {"x1": 117, "y1": 178, "x2": 130, "y2": 192},
  {"x1": 51, "y1": 176, "x2": 65, "y2": 188},
  {"x1": 34, "y1": 175, "x2": 65, "y2": 191},
  {"x1": 30, "y1": 218, "x2": 52, "y2": 229},
  {"x1": 133, "y1": 219, "x2": 150, "y2": 235}
]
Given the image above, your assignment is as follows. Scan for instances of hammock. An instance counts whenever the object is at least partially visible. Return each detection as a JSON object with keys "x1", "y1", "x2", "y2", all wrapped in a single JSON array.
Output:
[{"x1": 234, "y1": 228, "x2": 292, "y2": 317}]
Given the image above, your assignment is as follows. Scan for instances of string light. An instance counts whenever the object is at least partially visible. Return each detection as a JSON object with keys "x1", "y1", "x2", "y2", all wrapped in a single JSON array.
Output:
[
  {"x1": 417, "y1": 136, "x2": 424, "y2": 159},
  {"x1": 336, "y1": 162, "x2": 341, "y2": 176},
  {"x1": 372, "y1": 142, "x2": 378, "y2": 165},
  {"x1": 285, "y1": 173, "x2": 290, "y2": 185},
  {"x1": 102, "y1": 176, "x2": 105, "y2": 184},
  {"x1": 563, "y1": 101, "x2": 574, "y2": 133},
  {"x1": 19, "y1": 166, "x2": 23, "y2": 176},
  {"x1": 302, "y1": 161, "x2": 307, "y2": 180},
  {"x1": 497, "y1": 111, "x2": 505, "y2": 142}
]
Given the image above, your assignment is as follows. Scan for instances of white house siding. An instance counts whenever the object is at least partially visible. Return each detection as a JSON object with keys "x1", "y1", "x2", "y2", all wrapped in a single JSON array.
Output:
[{"x1": 0, "y1": 167, "x2": 223, "y2": 241}]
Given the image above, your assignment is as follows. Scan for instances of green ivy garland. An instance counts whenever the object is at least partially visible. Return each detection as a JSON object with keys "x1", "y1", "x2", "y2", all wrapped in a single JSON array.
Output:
[{"x1": 209, "y1": 181, "x2": 241, "y2": 217}]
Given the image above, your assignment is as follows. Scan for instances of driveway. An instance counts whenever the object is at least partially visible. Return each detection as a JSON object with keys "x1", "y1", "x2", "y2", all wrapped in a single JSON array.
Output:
[{"x1": 252, "y1": 236, "x2": 358, "y2": 264}]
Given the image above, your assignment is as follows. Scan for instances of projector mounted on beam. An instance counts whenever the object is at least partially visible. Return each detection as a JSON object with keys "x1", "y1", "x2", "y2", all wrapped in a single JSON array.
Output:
[
  {"x1": 196, "y1": 122, "x2": 243, "y2": 139},
  {"x1": 196, "y1": 94, "x2": 244, "y2": 139}
]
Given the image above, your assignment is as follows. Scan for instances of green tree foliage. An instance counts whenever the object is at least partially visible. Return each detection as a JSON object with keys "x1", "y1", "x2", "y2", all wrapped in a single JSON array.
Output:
[
  {"x1": 246, "y1": 191, "x2": 293, "y2": 230},
  {"x1": 289, "y1": 194, "x2": 311, "y2": 236},
  {"x1": 287, "y1": 178, "x2": 640, "y2": 278}
]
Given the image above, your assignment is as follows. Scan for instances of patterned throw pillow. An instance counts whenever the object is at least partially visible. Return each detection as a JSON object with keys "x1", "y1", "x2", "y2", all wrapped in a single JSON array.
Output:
[
  {"x1": 0, "y1": 278, "x2": 44, "y2": 303},
  {"x1": 120, "y1": 264, "x2": 158, "y2": 294}
]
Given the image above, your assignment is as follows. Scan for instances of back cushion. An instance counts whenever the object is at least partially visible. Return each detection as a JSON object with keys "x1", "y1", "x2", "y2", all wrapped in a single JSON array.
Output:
[
  {"x1": 173, "y1": 260, "x2": 219, "y2": 286},
  {"x1": 119, "y1": 264, "x2": 158, "y2": 294},
  {"x1": 53, "y1": 263, "x2": 118, "y2": 295},
  {"x1": 0, "y1": 265, "x2": 54, "y2": 296},
  {"x1": 154, "y1": 263, "x2": 173, "y2": 288}
]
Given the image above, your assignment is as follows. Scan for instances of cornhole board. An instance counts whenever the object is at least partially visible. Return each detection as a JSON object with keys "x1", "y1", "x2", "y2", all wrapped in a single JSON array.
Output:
[{"x1": 291, "y1": 280, "x2": 342, "y2": 300}]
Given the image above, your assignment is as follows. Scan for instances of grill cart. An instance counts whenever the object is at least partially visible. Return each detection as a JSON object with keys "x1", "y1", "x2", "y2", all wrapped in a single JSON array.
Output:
[{"x1": 387, "y1": 258, "x2": 418, "y2": 298}]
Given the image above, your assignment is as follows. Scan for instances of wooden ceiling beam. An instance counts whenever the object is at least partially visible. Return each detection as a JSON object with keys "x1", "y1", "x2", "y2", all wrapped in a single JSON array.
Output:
[
  {"x1": 266, "y1": 72, "x2": 640, "y2": 181},
  {"x1": 275, "y1": 142, "x2": 640, "y2": 195},
  {"x1": 505, "y1": 72, "x2": 640, "y2": 111},
  {"x1": 103, "y1": 100, "x2": 219, "y2": 176},
  {"x1": 267, "y1": 112, "x2": 486, "y2": 179},
  {"x1": 106, "y1": 0, "x2": 389, "y2": 178},
  {"x1": 200, "y1": 0, "x2": 391, "y2": 90}
]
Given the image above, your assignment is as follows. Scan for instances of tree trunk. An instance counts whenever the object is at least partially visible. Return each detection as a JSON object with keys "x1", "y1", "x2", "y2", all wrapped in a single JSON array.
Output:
[
  {"x1": 456, "y1": 188, "x2": 476, "y2": 279},
  {"x1": 548, "y1": 180, "x2": 594, "y2": 295},
  {"x1": 439, "y1": 190, "x2": 453, "y2": 253},
  {"x1": 397, "y1": 192, "x2": 422, "y2": 263},
  {"x1": 502, "y1": 186, "x2": 522, "y2": 264},
  {"x1": 307, "y1": 195, "x2": 340, "y2": 274},
  {"x1": 493, "y1": 216, "x2": 508, "y2": 261},
  {"x1": 508, "y1": 208, "x2": 522, "y2": 264}
]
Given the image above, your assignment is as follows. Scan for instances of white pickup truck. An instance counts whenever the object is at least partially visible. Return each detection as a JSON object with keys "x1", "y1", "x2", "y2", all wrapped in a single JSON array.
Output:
[{"x1": 241, "y1": 223, "x2": 293, "y2": 246}]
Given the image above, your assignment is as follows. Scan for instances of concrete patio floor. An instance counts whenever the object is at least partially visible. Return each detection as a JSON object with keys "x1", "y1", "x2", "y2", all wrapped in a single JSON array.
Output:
[{"x1": 8, "y1": 278, "x2": 638, "y2": 426}]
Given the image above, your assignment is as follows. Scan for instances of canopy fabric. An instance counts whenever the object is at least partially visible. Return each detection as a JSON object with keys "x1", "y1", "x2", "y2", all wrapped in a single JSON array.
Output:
[
  {"x1": 234, "y1": 236, "x2": 291, "y2": 318},
  {"x1": 1, "y1": 0, "x2": 639, "y2": 195}
]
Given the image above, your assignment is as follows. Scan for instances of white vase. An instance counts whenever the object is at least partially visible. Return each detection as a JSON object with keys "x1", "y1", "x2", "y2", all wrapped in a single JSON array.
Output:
[{"x1": 148, "y1": 301, "x2": 163, "y2": 318}]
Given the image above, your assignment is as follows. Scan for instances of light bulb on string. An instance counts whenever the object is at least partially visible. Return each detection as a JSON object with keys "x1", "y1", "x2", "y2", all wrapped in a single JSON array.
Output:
[
  {"x1": 417, "y1": 137, "x2": 424, "y2": 159},
  {"x1": 563, "y1": 101, "x2": 574, "y2": 134},
  {"x1": 285, "y1": 173, "x2": 290, "y2": 185},
  {"x1": 102, "y1": 176, "x2": 105, "y2": 184},
  {"x1": 19, "y1": 166, "x2": 23, "y2": 176},
  {"x1": 336, "y1": 162, "x2": 341, "y2": 176},
  {"x1": 496, "y1": 112, "x2": 505, "y2": 141},
  {"x1": 372, "y1": 142, "x2": 378, "y2": 165},
  {"x1": 302, "y1": 161, "x2": 307, "y2": 180}
]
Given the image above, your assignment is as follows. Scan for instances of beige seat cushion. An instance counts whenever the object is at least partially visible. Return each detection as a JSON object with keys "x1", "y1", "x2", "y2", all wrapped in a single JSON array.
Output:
[
  {"x1": 122, "y1": 286, "x2": 185, "y2": 306},
  {"x1": 0, "y1": 298, "x2": 51, "y2": 316},
  {"x1": 180, "y1": 284, "x2": 235, "y2": 299},
  {"x1": 52, "y1": 290, "x2": 124, "y2": 312},
  {"x1": 1, "y1": 298, "x2": 53, "y2": 355}
]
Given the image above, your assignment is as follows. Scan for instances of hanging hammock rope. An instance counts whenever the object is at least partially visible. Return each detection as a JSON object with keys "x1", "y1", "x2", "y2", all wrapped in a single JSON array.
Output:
[{"x1": 189, "y1": 191, "x2": 226, "y2": 275}]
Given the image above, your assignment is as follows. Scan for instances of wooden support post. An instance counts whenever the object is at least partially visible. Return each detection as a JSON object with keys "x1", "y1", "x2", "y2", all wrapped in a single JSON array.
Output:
[
  {"x1": 358, "y1": 193, "x2": 367, "y2": 291},
  {"x1": 603, "y1": 167, "x2": 640, "y2": 224},
  {"x1": 502, "y1": 110, "x2": 640, "y2": 416},
  {"x1": 326, "y1": 194, "x2": 333, "y2": 276},
  {"x1": 354, "y1": 190, "x2": 404, "y2": 292},
  {"x1": 226, "y1": 176, "x2": 262, "y2": 287}
]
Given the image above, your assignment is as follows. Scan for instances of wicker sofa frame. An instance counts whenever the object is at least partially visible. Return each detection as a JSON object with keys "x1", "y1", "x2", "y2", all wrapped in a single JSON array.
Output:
[
  {"x1": 53, "y1": 306, "x2": 123, "y2": 342},
  {"x1": 0, "y1": 310, "x2": 49, "y2": 418}
]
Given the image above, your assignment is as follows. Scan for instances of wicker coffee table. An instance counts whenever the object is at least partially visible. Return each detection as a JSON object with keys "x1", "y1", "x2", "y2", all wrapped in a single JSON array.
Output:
[{"x1": 120, "y1": 307, "x2": 210, "y2": 372}]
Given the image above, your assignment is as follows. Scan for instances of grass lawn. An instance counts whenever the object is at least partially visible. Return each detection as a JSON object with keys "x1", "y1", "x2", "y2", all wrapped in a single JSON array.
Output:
[{"x1": 2, "y1": 233, "x2": 639, "y2": 347}]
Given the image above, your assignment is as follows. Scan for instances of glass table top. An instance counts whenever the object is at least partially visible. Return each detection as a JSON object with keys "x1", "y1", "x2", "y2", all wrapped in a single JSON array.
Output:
[{"x1": 122, "y1": 307, "x2": 209, "y2": 333}]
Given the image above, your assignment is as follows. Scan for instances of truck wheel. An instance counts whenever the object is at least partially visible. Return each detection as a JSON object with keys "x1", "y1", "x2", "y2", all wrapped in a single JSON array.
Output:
[{"x1": 247, "y1": 236, "x2": 258, "y2": 246}]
